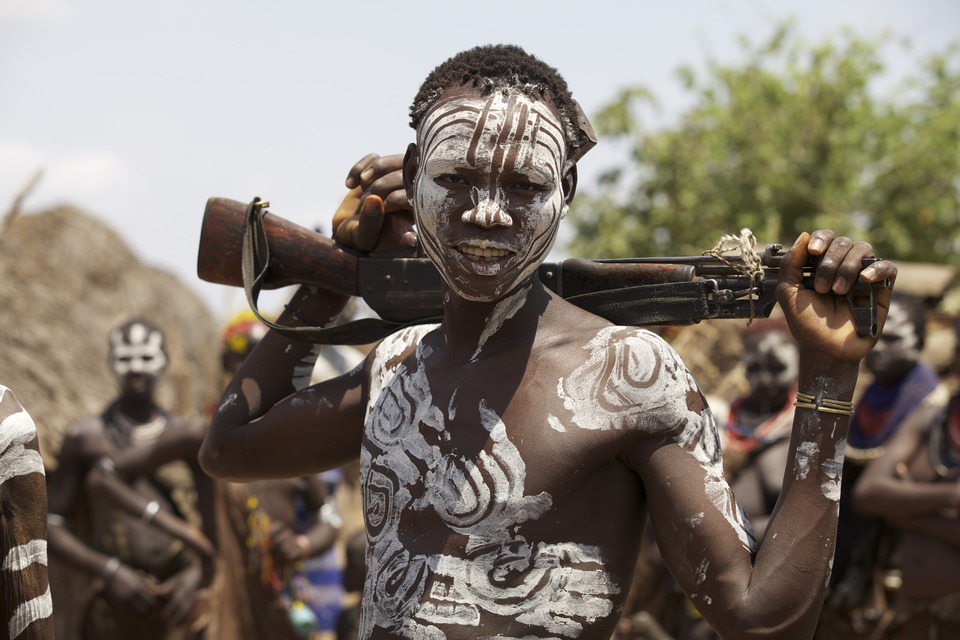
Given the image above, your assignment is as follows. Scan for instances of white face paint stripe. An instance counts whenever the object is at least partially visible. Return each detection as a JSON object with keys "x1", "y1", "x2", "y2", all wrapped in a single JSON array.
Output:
[
  {"x1": 421, "y1": 104, "x2": 482, "y2": 157},
  {"x1": 109, "y1": 323, "x2": 167, "y2": 376},
  {"x1": 414, "y1": 90, "x2": 568, "y2": 301}
]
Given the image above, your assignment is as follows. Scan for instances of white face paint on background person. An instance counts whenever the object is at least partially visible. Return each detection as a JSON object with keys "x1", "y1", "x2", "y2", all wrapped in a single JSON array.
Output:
[
  {"x1": 863, "y1": 298, "x2": 922, "y2": 385},
  {"x1": 743, "y1": 331, "x2": 799, "y2": 402},
  {"x1": 408, "y1": 87, "x2": 575, "y2": 302},
  {"x1": 109, "y1": 321, "x2": 168, "y2": 393}
]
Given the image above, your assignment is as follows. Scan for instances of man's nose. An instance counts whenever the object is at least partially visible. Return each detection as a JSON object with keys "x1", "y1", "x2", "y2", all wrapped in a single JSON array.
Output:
[
  {"x1": 462, "y1": 197, "x2": 513, "y2": 229},
  {"x1": 129, "y1": 358, "x2": 144, "y2": 373}
]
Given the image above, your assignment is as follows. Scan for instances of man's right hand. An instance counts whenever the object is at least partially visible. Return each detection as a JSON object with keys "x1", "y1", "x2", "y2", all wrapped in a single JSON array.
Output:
[{"x1": 333, "y1": 153, "x2": 417, "y2": 255}]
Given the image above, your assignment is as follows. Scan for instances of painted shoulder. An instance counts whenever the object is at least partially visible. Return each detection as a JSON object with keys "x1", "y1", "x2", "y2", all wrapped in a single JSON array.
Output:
[
  {"x1": 367, "y1": 323, "x2": 438, "y2": 393},
  {"x1": 556, "y1": 325, "x2": 708, "y2": 435},
  {"x1": 0, "y1": 385, "x2": 46, "y2": 480},
  {"x1": 0, "y1": 384, "x2": 25, "y2": 421}
]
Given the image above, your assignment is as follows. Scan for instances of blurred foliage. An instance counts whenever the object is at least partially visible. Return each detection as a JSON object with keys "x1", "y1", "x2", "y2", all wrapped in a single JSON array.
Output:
[{"x1": 568, "y1": 22, "x2": 960, "y2": 268}]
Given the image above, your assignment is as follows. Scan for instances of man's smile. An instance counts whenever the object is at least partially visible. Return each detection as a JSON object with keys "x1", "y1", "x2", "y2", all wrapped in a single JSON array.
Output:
[{"x1": 456, "y1": 243, "x2": 512, "y2": 261}]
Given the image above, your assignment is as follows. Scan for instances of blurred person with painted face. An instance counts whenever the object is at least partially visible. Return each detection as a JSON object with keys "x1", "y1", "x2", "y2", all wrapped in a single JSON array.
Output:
[
  {"x1": 819, "y1": 293, "x2": 942, "y2": 638},
  {"x1": 847, "y1": 314, "x2": 960, "y2": 639},
  {"x1": 48, "y1": 319, "x2": 213, "y2": 640},
  {"x1": 721, "y1": 320, "x2": 800, "y2": 538},
  {"x1": 199, "y1": 44, "x2": 897, "y2": 639}
]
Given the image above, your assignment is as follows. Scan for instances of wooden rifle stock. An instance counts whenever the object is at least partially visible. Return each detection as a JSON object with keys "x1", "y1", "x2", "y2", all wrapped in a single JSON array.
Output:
[
  {"x1": 198, "y1": 197, "x2": 359, "y2": 296},
  {"x1": 197, "y1": 198, "x2": 888, "y2": 337}
]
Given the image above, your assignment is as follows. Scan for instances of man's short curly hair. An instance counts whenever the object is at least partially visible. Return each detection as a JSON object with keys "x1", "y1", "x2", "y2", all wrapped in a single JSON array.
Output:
[{"x1": 410, "y1": 44, "x2": 583, "y2": 159}]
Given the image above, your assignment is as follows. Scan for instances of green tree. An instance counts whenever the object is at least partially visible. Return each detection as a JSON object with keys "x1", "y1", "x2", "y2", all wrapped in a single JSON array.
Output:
[{"x1": 568, "y1": 23, "x2": 960, "y2": 269}]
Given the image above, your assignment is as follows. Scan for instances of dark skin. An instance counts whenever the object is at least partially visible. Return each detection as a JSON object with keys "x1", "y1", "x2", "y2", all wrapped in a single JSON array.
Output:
[
  {"x1": 853, "y1": 331, "x2": 960, "y2": 601},
  {"x1": 219, "y1": 332, "x2": 342, "y2": 572},
  {"x1": 851, "y1": 375, "x2": 960, "y2": 639},
  {"x1": 84, "y1": 418, "x2": 216, "y2": 560},
  {"x1": 48, "y1": 348, "x2": 212, "y2": 637},
  {"x1": 726, "y1": 330, "x2": 799, "y2": 539},
  {"x1": 244, "y1": 476, "x2": 339, "y2": 568},
  {"x1": 87, "y1": 437, "x2": 337, "y2": 579},
  {"x1": 200, "y1": 84, "x2": 897, "y2": 639}
]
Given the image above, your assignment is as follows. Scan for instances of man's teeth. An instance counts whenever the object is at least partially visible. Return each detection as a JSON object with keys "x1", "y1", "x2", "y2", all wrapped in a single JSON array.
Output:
[{"x1": 460, "y1": 245, "x2": 508, "y2": 260}]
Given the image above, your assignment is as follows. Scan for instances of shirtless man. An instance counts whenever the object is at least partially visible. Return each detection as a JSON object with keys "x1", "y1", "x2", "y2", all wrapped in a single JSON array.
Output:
[
  {"x1": 48, "y1": 319, "x2": 211, "y2": 639},
  {"x1": 722, "y1": 321, "x2": 800, "y2": 538},
  {"x1": 199, "y1": 44, "x2": 897, "y2": 639},
  {"x1": 850, "y1": 315, "x2": 960, "y2": 638},
  {"x1": 822, "y1": 294, "x2": 940, "y2": 634}
]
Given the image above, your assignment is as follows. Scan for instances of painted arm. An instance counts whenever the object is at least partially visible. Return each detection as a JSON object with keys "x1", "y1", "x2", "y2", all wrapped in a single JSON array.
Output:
[
  {"x1": 632, "y1": 231, "x2": 895, "y2": 640},
  {"x1": 198, "y1": 285, "x2": 368, "y2": 482}
]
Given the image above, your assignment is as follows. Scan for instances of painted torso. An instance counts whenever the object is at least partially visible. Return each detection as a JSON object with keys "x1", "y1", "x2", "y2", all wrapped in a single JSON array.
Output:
[{"x1": 357, "y1": 321, "x2": 724, "y2": 640}]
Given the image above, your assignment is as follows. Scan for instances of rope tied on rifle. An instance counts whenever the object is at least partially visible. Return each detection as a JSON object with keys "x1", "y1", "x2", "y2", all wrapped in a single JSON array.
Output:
[{"x1": 702, "y1": 228, "x2": 764, "y2": 325}]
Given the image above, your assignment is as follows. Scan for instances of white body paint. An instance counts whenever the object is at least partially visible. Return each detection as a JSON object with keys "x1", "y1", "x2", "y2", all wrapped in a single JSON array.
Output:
[
  {"x1": 359, "y1": 327, "x2": 619, "y2": 639},
  {"x1": 355, "y1": 321, "x2": 771, "y2": 637},
  {"x1": 469, "y1": 287, "x2": 526, "y2": 362},
  {"x1": 0, "y1": 395, "x2": 45, "y2": 486},
  {"x1": 9, "y1": 587, "x2": 53, "y2": 640},
  {"x1": 795, "y1": 441, "x2": 819, "y2": 481},
  {"x1": 2, "y1": 540, "x2": 47, "y2": 573},
  {"x1": 292, "y1": 343, "x2": 324, "y2": 390},
  {"x1": 1, "y1": 385, "x2": 53, "y2": 639},
  {"x1": 820, "y1": 440, "x2": 845, "y2": 501},
  {"x1": 557, "y1": 327, "x2": 756, "y2": 552}
]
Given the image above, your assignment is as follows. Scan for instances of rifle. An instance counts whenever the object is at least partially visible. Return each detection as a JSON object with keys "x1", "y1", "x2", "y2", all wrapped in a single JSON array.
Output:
[{"x1": 197, "y1": 197, "x2": 890, "y2": 344}]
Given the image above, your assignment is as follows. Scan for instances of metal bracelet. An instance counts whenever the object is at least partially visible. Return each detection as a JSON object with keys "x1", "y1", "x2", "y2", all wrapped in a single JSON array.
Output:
[
  {"x1": 47, "y1": 513, "x2": 67, "y2": 528},
  {"x1": 141, "y1": 500, "x2": 160, "y2": 523},
  {"x1": 102, "y1": 556, "x2": 121, "y2": 583}
]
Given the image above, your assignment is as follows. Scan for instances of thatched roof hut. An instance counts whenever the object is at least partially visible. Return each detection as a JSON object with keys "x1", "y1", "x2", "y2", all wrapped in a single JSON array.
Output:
[{"x1": 0, "y1": 205, "x2": 222, "y2": 470}]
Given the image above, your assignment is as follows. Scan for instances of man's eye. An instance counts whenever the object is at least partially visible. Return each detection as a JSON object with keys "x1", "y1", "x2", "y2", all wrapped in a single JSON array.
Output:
[
  {"x1": 511, "y1": 181, "x2": 546, "y2": 192},
  {"x1": 436, "y1": 174, "x2": 468, "y2": 186}
]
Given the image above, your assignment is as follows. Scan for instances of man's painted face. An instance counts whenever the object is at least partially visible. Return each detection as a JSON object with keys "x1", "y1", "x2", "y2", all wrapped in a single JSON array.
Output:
[
  {"x1": 864, "y1": 300, "x2": 921, "y2": 379},
  {"x1": 743, "y1": 332, "x2": 798, "y2": 399},
  {"x1": 411, "y1": 89, "x2": 571, "y2": 302},
  {"x1": 110, "y1": 322, "x2": 167, "y2": 379}
]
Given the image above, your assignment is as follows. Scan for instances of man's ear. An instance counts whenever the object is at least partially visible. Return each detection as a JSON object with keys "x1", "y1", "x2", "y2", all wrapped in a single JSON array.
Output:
[
  {"x1": 561, "y1": 161, "x2": 578, "y2": 206},
  {"x1": 403, "y1": 143, "x2": 419, "y2": 206}
]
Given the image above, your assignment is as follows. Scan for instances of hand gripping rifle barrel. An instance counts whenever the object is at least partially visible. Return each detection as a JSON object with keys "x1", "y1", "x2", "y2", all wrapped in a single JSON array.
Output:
[{"x1": 198, "y1": 197, "x2": 890, "y2": 341}]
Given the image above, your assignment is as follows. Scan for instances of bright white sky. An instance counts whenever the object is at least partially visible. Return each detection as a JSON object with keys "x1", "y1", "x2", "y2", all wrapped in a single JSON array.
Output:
[{"x1": 2, "y1": 0, "x2": 957, "y2": 322}]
